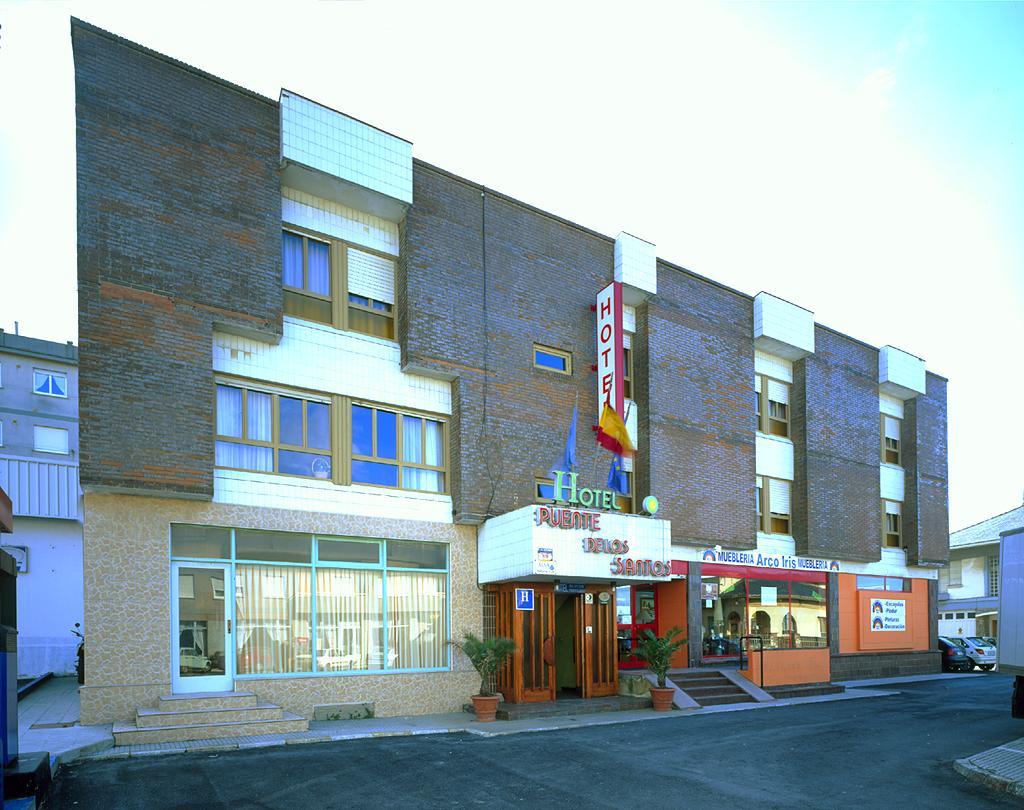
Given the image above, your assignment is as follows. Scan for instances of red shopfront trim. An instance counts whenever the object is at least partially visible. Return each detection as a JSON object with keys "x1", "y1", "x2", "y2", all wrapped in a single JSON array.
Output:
[
  {"x1": 671, "y1": 560, "x2": 688, "y2": 577},
  {"x1": 700, "y1": 563, "x2": 827, "y2": 583}
]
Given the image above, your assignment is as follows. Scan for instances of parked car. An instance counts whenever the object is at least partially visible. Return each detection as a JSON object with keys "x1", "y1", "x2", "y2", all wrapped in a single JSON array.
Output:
[
  {"x1": 963, "y1": 636, "x2": 998, "y2": 671},
  {"x1": 938, "y1": 637, "x2": 973, "y2": 672}
]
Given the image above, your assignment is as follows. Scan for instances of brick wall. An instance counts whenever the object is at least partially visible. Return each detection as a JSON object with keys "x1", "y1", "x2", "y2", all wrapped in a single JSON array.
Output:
[
  {"x1": 904, "y1": 372, "x2": 950, "y2": 566},
  {"x1": 400, "y1": 164, "x2": 616, "y2": 522},
  {"x1": 792, "y1": 327, "x2": 881, "y2": 562},
  {"x1": 639, "y1": 267, "x2": 756, "y2": 548},
  {"x1": 73, "y1": 20, "x2": 281, "y2": 497},
  {"x1": 830, "y1": 651, "x2": 940, "y2": 680}
]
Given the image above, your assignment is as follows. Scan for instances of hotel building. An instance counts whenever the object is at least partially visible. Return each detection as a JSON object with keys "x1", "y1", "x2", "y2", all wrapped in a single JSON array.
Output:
[{"x1": 72, "y1": 20, "x2": 949, "y2": 738}]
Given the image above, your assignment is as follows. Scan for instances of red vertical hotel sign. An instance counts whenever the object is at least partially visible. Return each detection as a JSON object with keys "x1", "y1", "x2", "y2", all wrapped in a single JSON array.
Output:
[{"x1": 596, "y1": 282, "x2": 625, "y2": 420}]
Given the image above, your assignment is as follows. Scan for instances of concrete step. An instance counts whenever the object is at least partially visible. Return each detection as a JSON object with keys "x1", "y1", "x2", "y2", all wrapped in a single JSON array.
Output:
[
  {"x1": 671, "y1": 677, "x2": 732, "y2": 689},
  {"x1": 137, "y1": 704, "x2": 284, "y2": 728},
  {"x1": 678, "y1": 684, "x2": 747, "y2": 699},
  {"x1": 113, "y1": 712, "x2": 308, "y2": 746},
  {"x1": 694, "y1": 693, "x2": 756, "y2": 707},
  {"x1": 767, "y1": 684, "x2": 845, "y2": 700},
  {"x1": 157, "y1": 691, "x2": 258, "y2": 712}
]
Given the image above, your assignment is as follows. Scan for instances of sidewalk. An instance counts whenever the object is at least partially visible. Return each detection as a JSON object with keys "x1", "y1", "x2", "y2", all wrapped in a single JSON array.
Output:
[
  {"x1": 17, "y1": 676, "x2": 112, "y2": 767},
  {"x1": 21, "y1": 672, "x2": 968, "y2": 766},
  {"x1": 955, "y1": 737, "x2": 1024, "y2": 800}
]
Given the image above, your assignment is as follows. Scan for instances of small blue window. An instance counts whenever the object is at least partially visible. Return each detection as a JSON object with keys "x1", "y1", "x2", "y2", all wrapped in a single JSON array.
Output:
[
  {"x1": 33, "y1": 370, "x2": 67, "y2": 398},
  {"x1": 534, "y1": 345, "x2": 570, "y2": 374},
  {"x1": 352, "y1": 405, "x2": 374, "y2": 456},
  {"x1": 352, "y1": 460, "x2": 399, "y2": 487}
]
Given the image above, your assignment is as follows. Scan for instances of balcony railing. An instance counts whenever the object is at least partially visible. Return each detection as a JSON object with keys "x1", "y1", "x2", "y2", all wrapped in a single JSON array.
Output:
[{"x1": 0, "y1": 454, "x2": 81, "y2": 520}]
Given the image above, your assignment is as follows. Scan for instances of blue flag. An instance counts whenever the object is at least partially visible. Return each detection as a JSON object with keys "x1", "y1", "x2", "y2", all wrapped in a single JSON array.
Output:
[
  {"x1": 547, "y1": 404, "x2": 578, "y2": 479},
  {"x1": 607, "y1": 453, "x2": 629, "y2": 496}
]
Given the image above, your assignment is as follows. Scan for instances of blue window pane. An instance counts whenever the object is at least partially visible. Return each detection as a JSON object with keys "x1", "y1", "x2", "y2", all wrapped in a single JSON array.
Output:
[
  {"x1": 352, "y1": 405, "x2": 373, "y2": 456},
  {"x1": 307, "y1": 402, "x2": 330, "y2": 450},
  {"x1": 279, "y1": 397, "x2": 303, "y2": 446},
  {"x1": 348, "y1": 293, "x2": 370, "y2": 307},
  {"x1": 535, "y1": 350, "x2": 567, "y2": 372},
  {"x1": 371, "y1": 300, "x2": 392, "y2": 312},
  {"x1": 352, "y1": 460, "x2": 398, "y2": 487},
  {"x1": 279, "y1": 449, "x2": 331, "y2": 478},
  {"x1": 376, "y1": 411, "x2": 397, "y2": 459},
  {"x1": 51, "y1": 376, "x2": 67, "y2": 396},
  {"x1": 538, "y1": 483, "x2": 554, "y2": 499}
]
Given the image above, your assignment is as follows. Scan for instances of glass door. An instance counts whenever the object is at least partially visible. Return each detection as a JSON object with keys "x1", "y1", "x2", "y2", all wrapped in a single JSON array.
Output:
[
  {"x1": 171, "y1": 562, "x2": 233, "y2": 693},
  {"x1": 615, "y1": 585, "x2": 657, "y2": 668}
]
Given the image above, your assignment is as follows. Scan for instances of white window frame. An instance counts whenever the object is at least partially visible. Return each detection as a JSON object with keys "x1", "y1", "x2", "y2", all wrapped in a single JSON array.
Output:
[
  {"x1": 33, "y1": 369, "x2": 68, "y2": 399},
  {"x1": 948, "y1": 558, "x2": 963, "y2": 588}
]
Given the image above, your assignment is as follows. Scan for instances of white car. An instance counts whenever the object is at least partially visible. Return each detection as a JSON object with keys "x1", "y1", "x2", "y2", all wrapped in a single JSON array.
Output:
[{"x1": 961, "y1": 636, "x2": 997, "y2": 671}]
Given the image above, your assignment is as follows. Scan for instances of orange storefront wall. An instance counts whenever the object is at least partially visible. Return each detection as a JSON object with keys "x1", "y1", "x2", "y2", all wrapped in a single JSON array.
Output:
[
  {"x1": 741, "y1": 648, "x2": 830, "y2": 687},
  {"x1": 655, "y1": 579, "x2": 688, "y2": 668},
  {"x1": 838, "y1": 574, "x2": 930, "y2": 653}
]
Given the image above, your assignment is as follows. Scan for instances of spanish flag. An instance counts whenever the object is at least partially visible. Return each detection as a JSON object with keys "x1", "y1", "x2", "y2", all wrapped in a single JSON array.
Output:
[{"x1": 597, "y1": 404, "x2": 635, "y2": 457}]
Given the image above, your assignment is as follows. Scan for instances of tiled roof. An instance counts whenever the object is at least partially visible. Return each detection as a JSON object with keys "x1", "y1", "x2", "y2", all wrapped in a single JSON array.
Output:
[{"x1": 951, "y1": 504, "x2": 1024, "y2": 548}]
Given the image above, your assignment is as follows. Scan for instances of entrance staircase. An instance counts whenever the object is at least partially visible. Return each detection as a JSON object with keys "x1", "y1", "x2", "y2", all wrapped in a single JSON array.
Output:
[
  {"x1": 112, "y1": 691, "x2": 308, "y2": 746},
  {"x1": 670, "y1": 670, "x2": 758, "y2": 707}
]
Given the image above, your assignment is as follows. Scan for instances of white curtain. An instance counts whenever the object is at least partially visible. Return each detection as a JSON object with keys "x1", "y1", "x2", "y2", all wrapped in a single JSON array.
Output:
[
  {"x1": 387, "y1": 572, "x2": 446, "y2": 669},
  {"x1": 216, "y1": 386, "x2": 242, "y2": 436},
  {"x1": 315, "y1": 569, "x2": 383, "y2": 671},
  {"x1": 282, "y1": 232, "x2": 304, "y2": 288},
  {"x1": 248, "y1": 391, "x2": 272, "y2": 442},
  {"x1": 235, "y1": 565, "x2": 311, "y2": 674},
  {"x1": 400, "y1": 416, "x2": 443, "y2": 492},
  {"x1": 308, "y1": 240, "x2": 330, "y2": 295}
]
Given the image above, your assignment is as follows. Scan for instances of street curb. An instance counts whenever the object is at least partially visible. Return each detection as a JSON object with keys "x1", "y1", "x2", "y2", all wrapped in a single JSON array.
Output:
[{"x1": 953, "y1": 756, "x2": 1024, "y2": 799}]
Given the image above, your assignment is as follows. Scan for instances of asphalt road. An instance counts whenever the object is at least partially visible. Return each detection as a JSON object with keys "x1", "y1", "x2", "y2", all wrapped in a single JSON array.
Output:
[{"x1": 50, "y1": 675, "x2": 1024, "y2": 809}]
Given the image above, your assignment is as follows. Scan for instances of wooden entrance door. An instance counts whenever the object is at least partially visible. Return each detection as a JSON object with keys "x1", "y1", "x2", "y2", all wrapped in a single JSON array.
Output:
[
  {"x1": 577, "y1": 587, "x2": 618, "y2": 698},
  {"x1": 492, "y1": 584, "x2": 556, "y2": 703}
]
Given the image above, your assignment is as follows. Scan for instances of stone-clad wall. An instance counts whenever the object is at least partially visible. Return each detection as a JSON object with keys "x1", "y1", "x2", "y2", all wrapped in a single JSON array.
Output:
[
  {"x1": 792, "y1": 327, "x2": 881, "y2": 562},
  {"x1": 73, "y1": 19, "x2": 282, "y2": 499},
  {"x1": 904, "y1": 372, "x2": 950, "y2": 566},
  {"x1": 79, "y1": 493, "x2": 480, "y2": 724}
]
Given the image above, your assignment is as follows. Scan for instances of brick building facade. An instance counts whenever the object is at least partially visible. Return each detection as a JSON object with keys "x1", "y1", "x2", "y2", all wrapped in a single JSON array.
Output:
[{"x1": 72, "y1": 19, "x2": 948, "y2": 733}]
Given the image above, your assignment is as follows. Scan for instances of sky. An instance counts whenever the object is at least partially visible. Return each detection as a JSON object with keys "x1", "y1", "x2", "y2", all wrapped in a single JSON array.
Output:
[{"x1": 0, "y1": 1, "x2": 1021, "y2": 532}]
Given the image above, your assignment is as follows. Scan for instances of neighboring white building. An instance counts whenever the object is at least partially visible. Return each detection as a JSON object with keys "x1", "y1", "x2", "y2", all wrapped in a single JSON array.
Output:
[
  {"x1": 0, "y1": 330, "x2": 82, "y2": 677},
  {"x1": 938, "y1": 501, "x2": 1024, "y2": 640}
]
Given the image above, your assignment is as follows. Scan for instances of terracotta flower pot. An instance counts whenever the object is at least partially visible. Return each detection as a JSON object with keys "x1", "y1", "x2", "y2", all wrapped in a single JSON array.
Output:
[
  {"x1": 471, "y1": 694, "x2": 501, "y2": 722},
  {"x1": 649, "y1": 686, "x2": 675, "y2": 712}
]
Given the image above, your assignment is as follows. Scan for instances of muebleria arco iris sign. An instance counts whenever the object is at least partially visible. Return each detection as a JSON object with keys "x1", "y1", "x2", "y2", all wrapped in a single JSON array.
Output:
[{"x1": 700, "y1": 548, "x2": 840, "y2": 573}]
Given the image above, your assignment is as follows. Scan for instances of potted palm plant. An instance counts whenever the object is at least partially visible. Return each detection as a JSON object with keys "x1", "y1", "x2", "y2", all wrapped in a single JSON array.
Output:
[
  {"x1": 452, "y1": 632, "x2": 516, "y2": 722},
  {"x1": 634, "y1": 626, "x2": 687, "y2": 711}
]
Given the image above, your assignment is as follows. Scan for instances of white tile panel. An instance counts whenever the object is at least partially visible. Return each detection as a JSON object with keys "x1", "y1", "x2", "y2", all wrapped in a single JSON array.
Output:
[
  {"x1": 622, "y1": 305, "x2": 636, "y2": 334},
  {"x1": 0, "y1": 455, "x2": 80, "y2": 520},
  {"x1": 753, "y1": 292, "x2": 815, "y2": 360},
  {"x1": 282, "y1": 188, "x2": 399, "y2": 256},
  {"x1": 214, "y1": 470, "x2": 452, "y2": 523},
  {"x1": 213, "y1": 320, "x2": 451, "y2": 416},
  {"x1": 614, "y1": 233, "x2": 657, "y2": 297},
  {"x1": 624, "y1": 399, "x2": 639, "y2": 449},
  {"x1": 755, "y1": 434, "x2": 794, "y2": 481},
  {"x1": 280, "y1": 91, "x2": 412, "y2": 206},
  {"x1": 478, "y1": 505, "x2": 672, "y2": 585},
  {"x1": 880, "y1": 464, "x2": 905, "y2": 502},
  {"x1": 754, "y1": 350, "x2": 794, "y2": 383},
  {"x1": 879, "y1": 345, "x2": 926, "y2": 399},
  {"x1": 879, "y1": 394, "x2": 905, "y2": 419}
]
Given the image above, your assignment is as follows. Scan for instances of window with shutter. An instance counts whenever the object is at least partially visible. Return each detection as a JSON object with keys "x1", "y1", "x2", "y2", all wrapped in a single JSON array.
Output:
[
  {"x1": 883, "y1": 500, "x2": 902, "y2": 548},
  {"x1": 756, "y1": 375, "x2": 790, "y2": 438},
  {"x1": 882, "y1": 415, "x2": 901, "y2": 466}
]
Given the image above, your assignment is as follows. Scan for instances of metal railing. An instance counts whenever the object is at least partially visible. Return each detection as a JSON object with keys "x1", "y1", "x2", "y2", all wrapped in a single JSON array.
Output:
[{"x1": 739, "y1": 635, "x2": 765, "y2": 688}]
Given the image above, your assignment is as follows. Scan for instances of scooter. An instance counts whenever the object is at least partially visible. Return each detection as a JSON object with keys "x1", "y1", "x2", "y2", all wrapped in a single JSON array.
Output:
[{"x1": 72, "y1": 622, "x2": 85, "y2": 684}]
